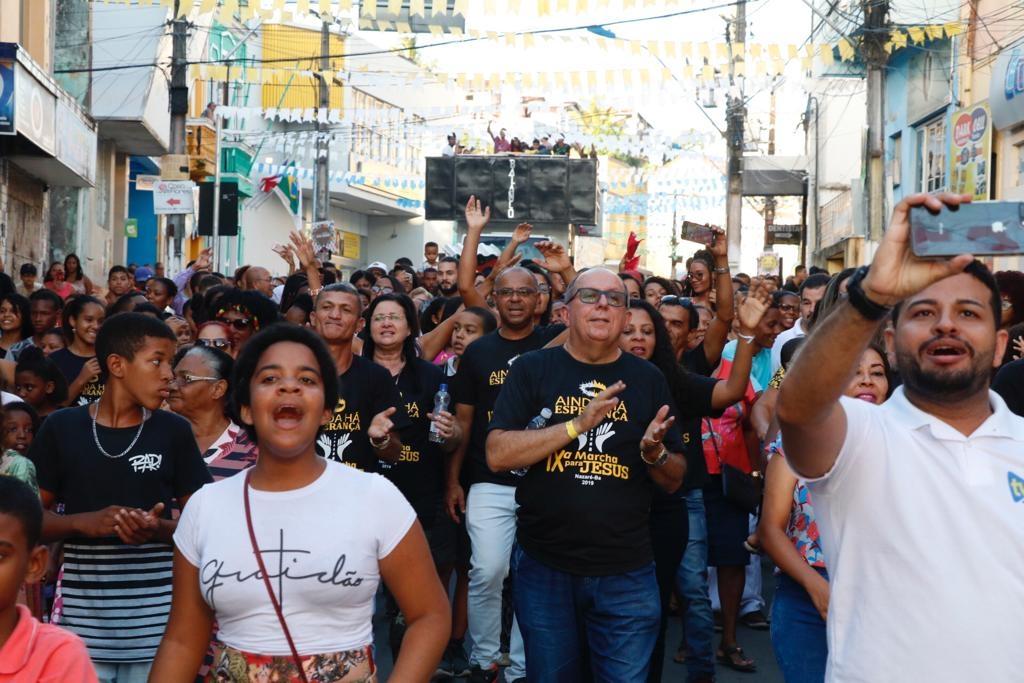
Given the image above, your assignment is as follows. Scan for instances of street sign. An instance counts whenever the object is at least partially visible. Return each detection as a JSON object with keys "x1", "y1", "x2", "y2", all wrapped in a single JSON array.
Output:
[
  {"x1": 153, "y1": 180, "x2": 195, "y2": 215},
  {"x1": 312, "y1": 220, "x2": 335, "y2": 258},
  {"x1": 136, "y1": 174, "x2": 159, "y2": 191},
  {"x1": 766, "y1": 223, "x2": 803, "y2": 246}
]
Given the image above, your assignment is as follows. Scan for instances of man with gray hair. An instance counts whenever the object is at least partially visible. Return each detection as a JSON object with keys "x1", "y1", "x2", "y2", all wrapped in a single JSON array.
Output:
[{"x1": 487, "y1": 267, "x2": 686, "y2": 682}]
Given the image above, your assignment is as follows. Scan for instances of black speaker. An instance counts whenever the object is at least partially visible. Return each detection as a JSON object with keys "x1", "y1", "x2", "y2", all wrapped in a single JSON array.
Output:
[
  {"x1": 197, "y1": 181, "x2": 239, "y2": 237},
  {"x1": 424, "y1": 155, "x2": 597, "y2": 223}
]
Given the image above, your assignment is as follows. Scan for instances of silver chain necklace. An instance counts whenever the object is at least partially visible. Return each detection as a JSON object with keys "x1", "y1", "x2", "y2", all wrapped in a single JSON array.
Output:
[{"x1": 91, "y1": 400, "x2": 150, "y2": 459}]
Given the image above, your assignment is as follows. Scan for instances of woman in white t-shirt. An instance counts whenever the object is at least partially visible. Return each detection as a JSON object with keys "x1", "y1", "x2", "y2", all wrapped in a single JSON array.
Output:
[{"x1": 151, "y1": 324, "x2": 450, "y2": 682}]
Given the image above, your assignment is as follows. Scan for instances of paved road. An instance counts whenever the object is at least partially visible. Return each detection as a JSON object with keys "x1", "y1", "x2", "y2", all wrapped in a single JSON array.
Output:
[{"x1": 373, "y1": 557, "x2": 785, "y2": 682}]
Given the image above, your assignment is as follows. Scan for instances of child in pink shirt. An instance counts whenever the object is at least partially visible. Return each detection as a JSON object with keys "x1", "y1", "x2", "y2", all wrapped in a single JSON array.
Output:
[{"x1": 0, "y1": 477, "x2": 96, "y2": 682}]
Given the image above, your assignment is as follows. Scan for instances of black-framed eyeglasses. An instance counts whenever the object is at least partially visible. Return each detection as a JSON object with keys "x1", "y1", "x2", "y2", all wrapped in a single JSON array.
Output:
[
  {"x1": 660, "y1": 295, "x2": 695, "y2": 311},
  {"x1": 218, "y1": 317, "x2": 252, "y2": 331},
  {"x1": 372, "y1": 285, "x2": 394, "y2": 294},
  {"x1": 536, "y1": 285, "x2": 551, "y2": 294},
  {"x1": 778, "y1": 303, "x2": 799, "y2": 313},
  {"x1": 494, "y1": 287, "x2": 539, "y2": 298},
  {"x1": 572, "y1": 287, "x2": 628, "y2": 308},
  {"x1": 170, "y1": 373, "x2": 221, "y2": 386},
  {"x1": 196, "y1": 338, "x2": 231, "y2": 349}
]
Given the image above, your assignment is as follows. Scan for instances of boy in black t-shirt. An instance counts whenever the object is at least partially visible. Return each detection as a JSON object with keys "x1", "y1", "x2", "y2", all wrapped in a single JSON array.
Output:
[
  {"x1": 29, "y1": 313, "x2": 211, "y2": 681},
  {"x1": 487, "y1": 268, "x2": 685, "y2": 683}
]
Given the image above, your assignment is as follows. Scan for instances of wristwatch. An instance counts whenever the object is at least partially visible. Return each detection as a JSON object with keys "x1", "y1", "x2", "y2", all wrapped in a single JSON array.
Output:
[
  {"x1": 845, "y1": 266, "x2": 893, "y2": 321},
  {"x1": 370, "y1": 433, "x2": 391, "y2": 450}
]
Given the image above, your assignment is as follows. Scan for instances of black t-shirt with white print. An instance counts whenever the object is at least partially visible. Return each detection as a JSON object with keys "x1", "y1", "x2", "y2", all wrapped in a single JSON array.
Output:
[
  {"x1": 317, "y1": 354, "x2": 411, "y2": 472},
  {"x1": 450, "y1": 327, "x2": 561, "y2": 488},
  {"x1": 489, "y1": 347, "x2": 685, "y2": 576},
  {"x1": 377, "y1": 357, "x2": 447, "y2": 526},
  {"x1": 29, "y1": 406, "x2": 211, "y2": 662}
]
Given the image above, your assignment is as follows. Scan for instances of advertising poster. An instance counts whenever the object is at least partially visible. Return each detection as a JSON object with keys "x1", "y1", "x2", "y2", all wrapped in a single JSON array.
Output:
[
  {"x1": 950, "y1": 102, "x2": 992, "y2": 200},
  {"x1": 0, "y1": 59, "x2": 14, "y2": 135}
]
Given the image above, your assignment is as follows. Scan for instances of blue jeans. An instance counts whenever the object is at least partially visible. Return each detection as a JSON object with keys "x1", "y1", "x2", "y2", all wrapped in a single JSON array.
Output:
[
  {"x1": 512, "y1": 545, "x2": 660, "y2": 683},
  {"x1": 465, "y1": 483, "x2": 525, "y2": 678},
  {"x1": 770, "y1": 567, "x2": 828, "y2": 683},
  {"x1": 675, "y1": 488, "x2": 715, "y2": 681},
  {"x1": 94, "y1": 661, "x2": 152, "y2": 683}
]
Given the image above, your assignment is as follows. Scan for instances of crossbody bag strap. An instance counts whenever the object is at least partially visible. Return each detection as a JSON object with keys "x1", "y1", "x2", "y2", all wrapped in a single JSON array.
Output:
[
  {"x1": 243, "y1": 470, "x2": 310, "y2": 683},
  {"x1": 703, "y1": 416, "x2": 724, "y2": 466}
]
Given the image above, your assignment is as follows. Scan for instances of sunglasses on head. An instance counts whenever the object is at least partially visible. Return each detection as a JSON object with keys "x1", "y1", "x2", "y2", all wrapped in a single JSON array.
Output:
[
  {"x1": 196, "y1": 338, "x2": 231, "y2": 349},
  {"x1": 660, "y1": 295, "x2": 695, "y2": 311}
]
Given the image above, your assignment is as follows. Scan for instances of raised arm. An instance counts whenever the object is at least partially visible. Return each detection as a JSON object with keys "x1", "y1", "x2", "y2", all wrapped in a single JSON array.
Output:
[
  {"x1": 777, "y1": 192, "x2": 975, "y2": 478},
  {"x1": 458, "y1": 196, "x2": 489, "y2": 309},
  {"x1": 710, "y1": 281, "x2": 770, "y2": 409},
  {"x1": 702, "y1": 227, "x2": 734, "y2": 368}
]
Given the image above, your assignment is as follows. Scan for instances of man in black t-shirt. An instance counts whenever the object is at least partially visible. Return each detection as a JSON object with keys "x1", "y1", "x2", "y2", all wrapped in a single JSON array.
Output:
[
  {"x1": 488, "y1": 268, "x2": 686, "y2": 683},
  {"x1": 309, "y1": 283, "x2": 409, "y2": 472},
  {"x1": 29, "y1": 313, "x2": 211, "y2": 679},
  {"x1": 449, "y1": 266, "x2": 560, "y2": 682}
]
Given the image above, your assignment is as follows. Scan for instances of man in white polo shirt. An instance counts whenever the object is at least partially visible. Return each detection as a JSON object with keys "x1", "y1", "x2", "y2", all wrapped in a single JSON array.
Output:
[{"x1": 777, "y1": 191, "x2": 1024, "y2": 683}]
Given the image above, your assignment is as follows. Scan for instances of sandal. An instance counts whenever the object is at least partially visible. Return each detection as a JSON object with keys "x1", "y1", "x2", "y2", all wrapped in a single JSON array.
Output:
[{"x1": 717, "y1": 644, "x2": 756, "y2": 673}]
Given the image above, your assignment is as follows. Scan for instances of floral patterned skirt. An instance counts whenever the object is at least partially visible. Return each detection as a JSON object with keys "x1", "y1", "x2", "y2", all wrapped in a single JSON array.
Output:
[{"x1": 206, "y1": 642, "x2": 376, "y2": 683}]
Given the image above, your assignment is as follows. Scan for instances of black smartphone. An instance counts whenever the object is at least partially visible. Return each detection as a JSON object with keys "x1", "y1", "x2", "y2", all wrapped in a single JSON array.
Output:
[
  {"x1": 910, "y1": 201, "x2": 1024, "y2": 257},
  {"x1": 681, "y1": 221, "x2": 717, "y2": 244}
]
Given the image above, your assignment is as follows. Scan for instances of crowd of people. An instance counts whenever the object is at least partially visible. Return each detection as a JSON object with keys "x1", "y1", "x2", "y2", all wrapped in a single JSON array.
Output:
[
  {"x1": 0, "y1": 191, "x2": 1022, "y2": 683},
  {"x1": 441, "y1": 123, "x2": 597, "y2": 159}
]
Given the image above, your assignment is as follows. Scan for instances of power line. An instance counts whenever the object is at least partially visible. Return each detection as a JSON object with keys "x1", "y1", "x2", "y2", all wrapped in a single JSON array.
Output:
[{"x1": 55, "y1": 0, "x2": 755, "y2": 74}]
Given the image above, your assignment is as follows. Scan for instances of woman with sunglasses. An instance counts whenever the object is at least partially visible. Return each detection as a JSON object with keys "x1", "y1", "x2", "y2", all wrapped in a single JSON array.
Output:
[
  {"x1": 619, "y1": 293, "x2": 771, "y2": 683},
  {"x1": 211, "y1": 290, "x2": 279, "y2": 353},
  {"x1": 686, "y1": 253, "x2": 716, "y2": 312},
  {"x1": 195, "y1": 321, "x2": 236, "y2": 358},
  {"x1": 167, "y1": 344, "x2": 247, "y2": 481},
  {"x1": 152, "y1": 324, "x2": 449, "y2": 682}
]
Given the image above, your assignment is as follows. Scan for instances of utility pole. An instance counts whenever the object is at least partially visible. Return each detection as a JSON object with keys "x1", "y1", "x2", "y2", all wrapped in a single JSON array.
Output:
[
  {"x1": 313, "y1": 19, "x2": 331, "y2": 246},
  {"x1": 764, "y1": 85, "x2": 777, "y2": 250},
  {"x1": 168, "y1": 1, "x2": 189, "y2": 263},
  {"x1": 725, "y1": 0, "x2": 746, "y2": 270},
  {"x1": 863, "y1": 0, "x2": 889, "y2": 243}
]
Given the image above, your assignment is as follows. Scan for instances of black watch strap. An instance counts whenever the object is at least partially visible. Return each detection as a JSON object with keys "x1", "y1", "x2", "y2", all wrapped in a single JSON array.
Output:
[{"x1": 846, "y1": 266, "x2": 892, "y2": 321}]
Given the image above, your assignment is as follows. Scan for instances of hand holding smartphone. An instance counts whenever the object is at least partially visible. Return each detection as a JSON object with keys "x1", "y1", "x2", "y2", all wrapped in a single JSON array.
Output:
[{"x1": 681, "y1": 221, "x2": 717, "y2": 245}]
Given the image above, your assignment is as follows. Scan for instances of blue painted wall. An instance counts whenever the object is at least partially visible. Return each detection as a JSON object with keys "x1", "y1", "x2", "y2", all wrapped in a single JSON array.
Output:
[{"x1": 127, "y1": 157, "x2": 160, "y2": 266}]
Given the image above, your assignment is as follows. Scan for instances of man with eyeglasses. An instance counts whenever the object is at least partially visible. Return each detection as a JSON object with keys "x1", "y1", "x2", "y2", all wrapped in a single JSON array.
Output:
[
  {"x1": 309, "y1": 283, "x2": 409, "y2": 471},
  {"x1": 485, "y1": 267, "x2": 685, "y2": 682},
  {"x1": 771, "y1": 272, "x2": 831, "y2": 372},
  {"x1": 447, "y1": 263, "x2": 564, "y2": 683}
]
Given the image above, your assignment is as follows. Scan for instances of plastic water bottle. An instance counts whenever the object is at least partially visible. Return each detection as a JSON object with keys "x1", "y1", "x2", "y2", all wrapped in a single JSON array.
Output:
[
  {"x1": 429, "y1": 384, "x2": 451, "y2": 444},
  {"x1": 512, "y1": 407, "x2": 553, "y2": 476}
]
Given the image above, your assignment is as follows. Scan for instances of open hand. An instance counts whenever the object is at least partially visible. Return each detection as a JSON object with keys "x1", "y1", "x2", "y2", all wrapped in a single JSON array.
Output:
[
  {"x1": 737, "y1": 280, "x2": 771, "y2": 333},
  {"x1": 574, "y1": 381, "x2": 627, "y2": 434},
  {"x1": 533, "y1": 241, "x2": 572, "y2": 273},
  {"x1": 465, "y1": 195, "x2": 491, "y2": 235},
  {"x1": 862, "y1": 192, "x2": 975, "y2": 307}
]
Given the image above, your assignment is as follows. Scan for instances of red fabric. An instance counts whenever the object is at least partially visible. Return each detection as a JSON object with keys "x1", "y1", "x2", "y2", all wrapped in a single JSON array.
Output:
[
  {"x1": 0, "y1": 605, "x2": 97, "y2": 682},
  {"x1": 702, "y1": 356, "x2": 758, "y2": 475},
  {"x1": 624, "y1": 232, "x2": 642, "y2": 271}
]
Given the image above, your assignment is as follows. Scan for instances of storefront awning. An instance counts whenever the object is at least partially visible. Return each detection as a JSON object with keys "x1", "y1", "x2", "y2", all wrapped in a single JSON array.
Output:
[{"x1": 0, "y1": 43, "x2": 96, "y2": 187}]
